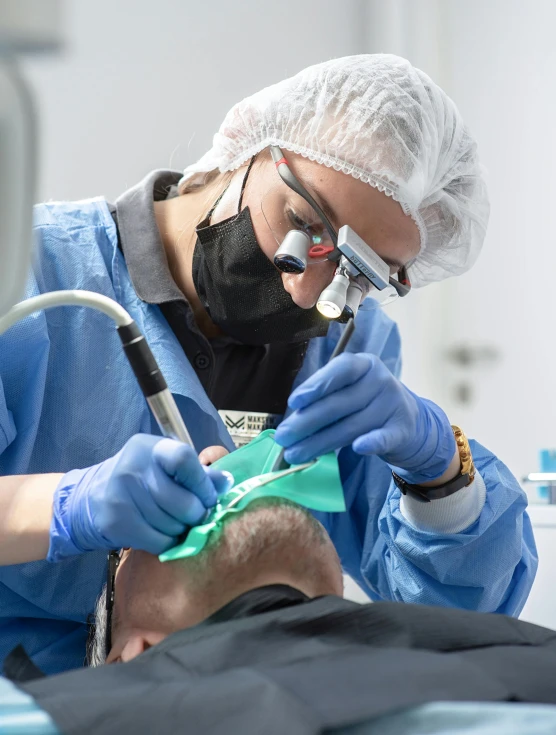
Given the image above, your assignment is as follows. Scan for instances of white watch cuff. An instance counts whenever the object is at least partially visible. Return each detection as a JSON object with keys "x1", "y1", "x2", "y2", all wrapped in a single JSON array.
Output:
[{"x1": 399, "y1": 470, "x2": 487, "y2": 534}]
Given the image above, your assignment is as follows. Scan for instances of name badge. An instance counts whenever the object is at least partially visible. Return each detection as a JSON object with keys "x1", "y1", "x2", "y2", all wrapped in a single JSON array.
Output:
[{"x1": 218, "y1": 410, "x2": 283, "y2": 448}]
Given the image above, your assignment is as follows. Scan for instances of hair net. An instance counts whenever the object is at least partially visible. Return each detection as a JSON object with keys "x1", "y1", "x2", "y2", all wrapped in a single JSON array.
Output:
[{"x1": 182, "y1": 54, "x2": 489, "y2": 287}]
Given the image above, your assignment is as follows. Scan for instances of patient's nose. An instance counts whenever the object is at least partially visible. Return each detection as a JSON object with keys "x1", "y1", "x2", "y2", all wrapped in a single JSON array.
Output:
[{"x1": 199, "y1": 446, "x2": 229, "y2": 466}]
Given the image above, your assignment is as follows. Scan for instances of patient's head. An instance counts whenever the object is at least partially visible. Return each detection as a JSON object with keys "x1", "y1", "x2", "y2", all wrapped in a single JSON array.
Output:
[{"x1": 89, "y1": 498, "x2": 343, "y2": 666}]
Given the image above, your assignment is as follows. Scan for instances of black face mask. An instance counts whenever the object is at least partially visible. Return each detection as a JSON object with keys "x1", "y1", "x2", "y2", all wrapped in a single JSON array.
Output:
[{"x1": 192, "y1": 205, "x2": 330, "y2": 346}]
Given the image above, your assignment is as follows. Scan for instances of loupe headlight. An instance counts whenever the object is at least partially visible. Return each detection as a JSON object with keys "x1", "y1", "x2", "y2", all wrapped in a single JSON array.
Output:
[
  {"x1": 316, "y1": 266, "x2": 350, "y2": 319},
  {"x1": 316, "y1": 221, "x2": 408, "y2": 321}
]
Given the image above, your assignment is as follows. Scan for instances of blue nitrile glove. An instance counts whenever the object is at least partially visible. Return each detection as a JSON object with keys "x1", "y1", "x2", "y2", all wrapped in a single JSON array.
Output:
[
  {"x1": 275, "y1": 353, "x2": 456, "y2": 484},
  {"x1": 47, "y1": 434, "x2": 234, "y2": 562}
]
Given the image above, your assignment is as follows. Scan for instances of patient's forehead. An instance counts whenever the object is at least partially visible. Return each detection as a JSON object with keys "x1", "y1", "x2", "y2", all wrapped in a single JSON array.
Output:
[{"x1": 117, "y1": 499, "x2": 332, "y2": 580}]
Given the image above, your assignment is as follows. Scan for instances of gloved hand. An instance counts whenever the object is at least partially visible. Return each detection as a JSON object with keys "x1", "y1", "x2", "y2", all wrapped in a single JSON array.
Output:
[
  {"x1": 48, "y1": 434, "x2": 234, "y2": 562},
  {"x1": 274, "y1": 353, "x2": 456, "y2": 483}
]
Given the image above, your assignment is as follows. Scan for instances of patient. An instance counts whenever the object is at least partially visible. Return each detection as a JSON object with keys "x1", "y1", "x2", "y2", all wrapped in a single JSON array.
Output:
[
  {"x1": 89, "y1": 497, "x2": 343, "y2": 666},
  {"x1": 15, "y1": 496, "x2": 556, "y2": 735}
]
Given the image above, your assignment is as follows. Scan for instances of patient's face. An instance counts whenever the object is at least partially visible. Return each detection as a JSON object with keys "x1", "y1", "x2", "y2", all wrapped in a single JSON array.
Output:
[
  {"x1": 105, "y1": 549, "x2": 205, "y2": 663},
  {"x1": 105, "y1": 502, "x2": 343, "y2": 664}
]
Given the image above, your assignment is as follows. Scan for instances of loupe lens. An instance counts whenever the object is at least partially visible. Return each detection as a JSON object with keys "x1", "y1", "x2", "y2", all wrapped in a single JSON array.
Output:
[
  {"x1": 262, "y1": 183, "x2": 335, "y2": 264},
  {"x1": 274, "y1": 255, "x2": 305, "y2": 273},
  {"x1": 339, "y1": 281, "x2": 364, "y2": 321},
  {"x1": 274, "y1": 229, "x2": 311, "y2": 274}
]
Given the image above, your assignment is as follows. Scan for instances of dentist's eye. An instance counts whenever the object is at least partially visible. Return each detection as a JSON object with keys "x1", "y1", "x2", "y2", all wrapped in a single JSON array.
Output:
[{"x1": 287, "y1": 209, "x2": 325, "y2": 245}]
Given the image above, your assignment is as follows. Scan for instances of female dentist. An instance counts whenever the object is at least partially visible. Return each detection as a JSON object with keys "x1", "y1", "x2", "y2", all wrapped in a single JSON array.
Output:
[{"x1": 0, "y1": 55, "x2": 536, "y2": 674}]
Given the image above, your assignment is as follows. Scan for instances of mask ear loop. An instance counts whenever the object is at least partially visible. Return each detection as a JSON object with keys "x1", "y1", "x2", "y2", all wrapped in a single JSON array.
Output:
[
  {"x1": 205, "y1": 187, "x2": 228, "y2": 225},
  {"x1": 203, "y1": 156, "x2": 257, "y2": 224},
  {"x1": 237, "y1": 156, "x2": 257, "y2": 213}
]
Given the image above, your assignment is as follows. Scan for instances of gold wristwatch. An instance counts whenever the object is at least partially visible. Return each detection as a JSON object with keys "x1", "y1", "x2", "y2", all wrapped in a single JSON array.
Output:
[
  {"x1": 452, "y1": 425, "x2": 475, "y2": 485},
  {"x1": 392, "y1": 425, "x2": 475, "y2": 503}
]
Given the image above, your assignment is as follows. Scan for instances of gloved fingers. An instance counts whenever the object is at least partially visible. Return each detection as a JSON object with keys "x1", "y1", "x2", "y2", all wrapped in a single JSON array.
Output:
[
  {"x1": 125, "y1": 470, "x2": 193, "y2": 535},
  {"x1": 94, "y1": 500, "x2": 183, "y2": 554},
  {"x1": 204, "y1": 468, "x2": 234, "y2": 496},
  {"x1": 147, "y1": 462, "x2": 210, "y2": 526},
  {"x1": 352, "y1": 426, "x2": 404, "y2": 457},
  {"x1": 283, "y1": 408, "x2": 376, "y2": 464},
  {"x1": 276, "y1": 377, "x2": 376, "y2": 448},
  {"x1": 153, "y1": 439, "x2": 218, "y2": 509},
  {"x1": 288, "y1": 353, "x2": 373, "y2": 411}
]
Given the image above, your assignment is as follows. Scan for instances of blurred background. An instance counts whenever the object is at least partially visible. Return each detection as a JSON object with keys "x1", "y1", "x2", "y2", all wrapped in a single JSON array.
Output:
[{"x1": 15, "y1": 1, "x2": 556, "y2": 619}]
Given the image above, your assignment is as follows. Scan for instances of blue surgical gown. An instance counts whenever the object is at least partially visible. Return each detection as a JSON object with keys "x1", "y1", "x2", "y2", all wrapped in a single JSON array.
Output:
[{"x1": 0, "y1": 198, "x2": 537, "y2": 674}]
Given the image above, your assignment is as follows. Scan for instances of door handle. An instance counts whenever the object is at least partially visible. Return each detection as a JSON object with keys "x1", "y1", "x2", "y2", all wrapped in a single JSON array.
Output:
[{"x1": 444, "y1": 344, "x2": 501, "y2": 368}]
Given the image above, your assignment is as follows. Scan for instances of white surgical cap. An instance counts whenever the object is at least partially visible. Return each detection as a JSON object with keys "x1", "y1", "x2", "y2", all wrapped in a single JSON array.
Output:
[{"x1": 182, "y1": 54, "x2": 490, "y2": 287}]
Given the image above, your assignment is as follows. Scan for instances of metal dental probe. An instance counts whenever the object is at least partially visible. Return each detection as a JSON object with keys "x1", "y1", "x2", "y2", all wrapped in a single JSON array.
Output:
[{"x1": 271, "y1": 317, "x2": 356, "y2": 472}]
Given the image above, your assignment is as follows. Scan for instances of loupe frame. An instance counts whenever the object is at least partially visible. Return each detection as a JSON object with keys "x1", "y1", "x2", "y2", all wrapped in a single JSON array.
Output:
[{"x1": 269, "y1": 145, "x2": 412, "y2": 298}]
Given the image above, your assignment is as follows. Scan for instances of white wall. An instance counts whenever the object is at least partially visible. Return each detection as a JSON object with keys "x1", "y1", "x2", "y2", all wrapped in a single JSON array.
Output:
[
  {"x1": 364, "y1": 0, "x2": 556, "y2": 486},
  {"x1": 23, "y1": 0, "x2": 556, "y2": 483},
  {"x1": 22, "y1": 0, "x2": 366, "y2": 203},
  {"x1": 362, "y1": 0, "x2": 453, "y2": 415},
  {"x1": 436, "y1": 0, "x2": 556, "y2": 484}
]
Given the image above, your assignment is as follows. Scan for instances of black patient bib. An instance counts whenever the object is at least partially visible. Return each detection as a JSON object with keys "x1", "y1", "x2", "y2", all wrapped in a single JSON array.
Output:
[{"x1": 20, "y1": 596, "x2": 556, "y2": 735}]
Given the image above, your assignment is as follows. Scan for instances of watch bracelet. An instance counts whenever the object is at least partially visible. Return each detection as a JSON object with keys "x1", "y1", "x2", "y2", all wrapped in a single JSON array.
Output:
[{"x1": 451, "y1": 425, "x2": 475, "y2": 486}]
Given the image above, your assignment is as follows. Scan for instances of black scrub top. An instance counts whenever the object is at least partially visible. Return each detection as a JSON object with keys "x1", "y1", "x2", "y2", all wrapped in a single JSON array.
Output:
[{"x1": 109, "y1": 170, "x2": 307, "y2": 421}]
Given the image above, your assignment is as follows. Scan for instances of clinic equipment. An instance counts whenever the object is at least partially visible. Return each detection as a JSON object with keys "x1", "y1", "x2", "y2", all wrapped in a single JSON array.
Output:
[
  {"x1": 522, "y1": 474, "x2": 556, "y2": 504},
  {"x1": 316, "y1": 233, "x2": 400, "y2": 319},
  {"x1": 159, "y1": 429, "x2": 346, "y2": 562},
  {"x1": 269, "y1": 147, "x2": 410, "y2": 321},
  {"x1": 0, "y1": 290, "x2": 193, "y2": 446},
  {"x1": 0, "y1": 0, "x2": 63, "y2": 318},
  {"x1": 522, "y1": 450, "x2": 556, "y2": 504}
]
